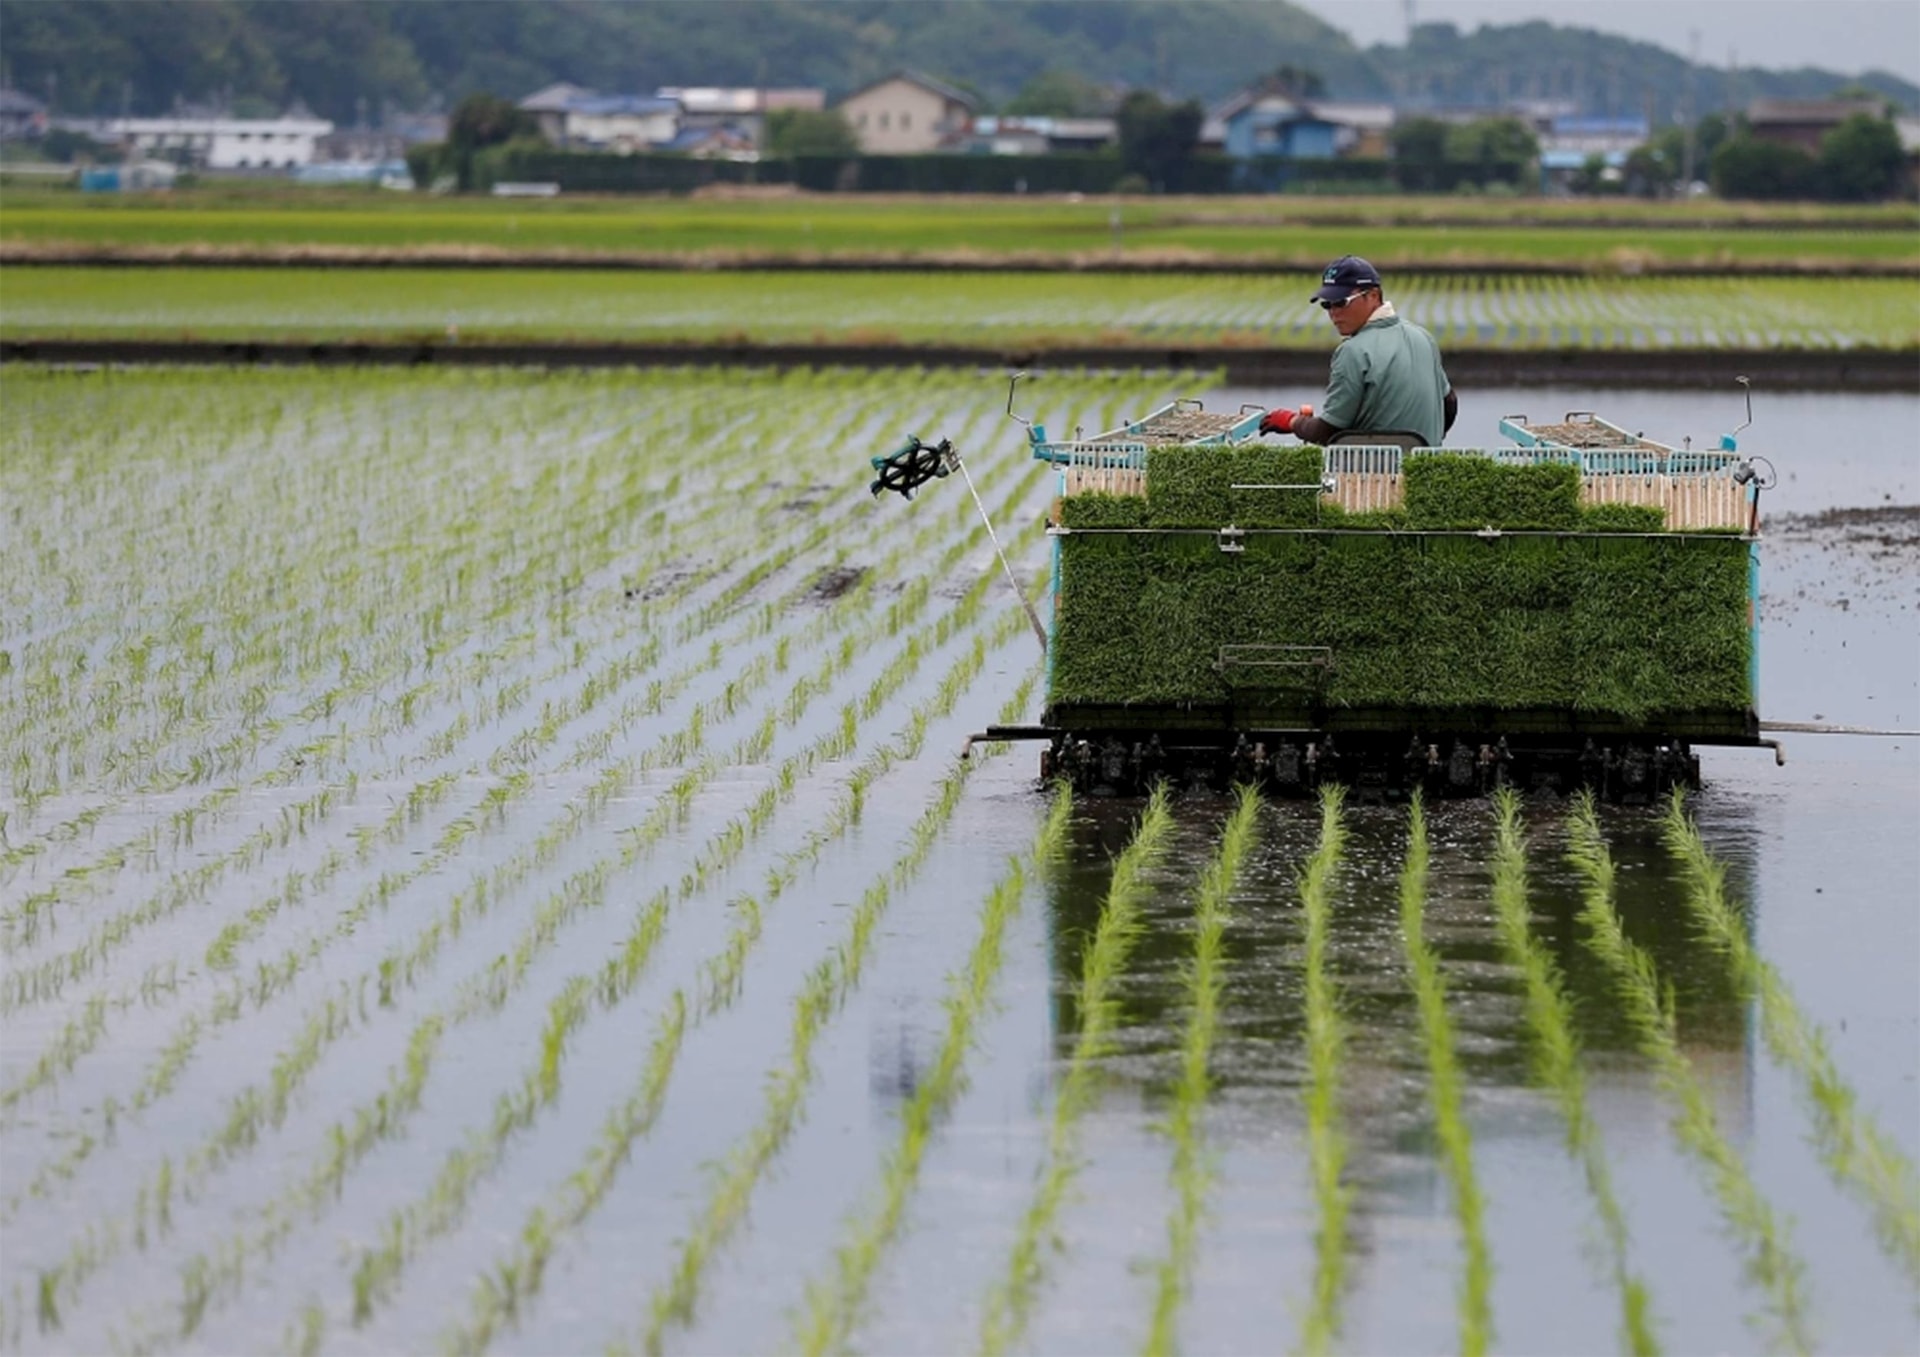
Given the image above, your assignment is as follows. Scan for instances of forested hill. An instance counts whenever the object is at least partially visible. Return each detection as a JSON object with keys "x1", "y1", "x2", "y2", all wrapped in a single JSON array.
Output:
[
  {"x1": 1373, "y1": 21, "x2": 1918, "y2": 125},
  {"x1": 2, "y1": 0, "x2": 1913, "y2": 125}
]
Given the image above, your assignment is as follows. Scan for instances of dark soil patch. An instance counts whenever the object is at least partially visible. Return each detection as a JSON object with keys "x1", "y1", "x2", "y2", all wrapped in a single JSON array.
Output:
[
  {"x1": 806, "y1": 565, "x2": 868, "y2": 603},
  {"x1": 625, "y1": 559, "x2": 703, "y2": 602},
  {"x1": 780, "y1": 484, "x2": 836, "y2": 513},
  {"x1": 1771, "y1": 504, "x2": 1920, "y2": 557}
]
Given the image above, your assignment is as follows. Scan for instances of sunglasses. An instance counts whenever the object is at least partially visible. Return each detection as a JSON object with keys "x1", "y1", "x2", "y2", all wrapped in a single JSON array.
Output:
[{"x1": 1319, "y1": 291, "x2": 1370, "y2": 311}]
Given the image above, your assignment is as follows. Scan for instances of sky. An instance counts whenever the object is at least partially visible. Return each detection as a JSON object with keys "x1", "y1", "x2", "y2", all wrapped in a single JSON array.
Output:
[{"x1": 1288, "y1": 0, "x2": 1920, "y2": 84}]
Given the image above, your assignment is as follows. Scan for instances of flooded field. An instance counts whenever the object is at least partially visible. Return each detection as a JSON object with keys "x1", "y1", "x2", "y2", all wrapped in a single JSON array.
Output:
[
  {"x1": 1, "y1": 366, "x2": 1914, "y2": 1355},
  {"x1": 4, "y1": 268, "x2": 1918, "y2": 352}
]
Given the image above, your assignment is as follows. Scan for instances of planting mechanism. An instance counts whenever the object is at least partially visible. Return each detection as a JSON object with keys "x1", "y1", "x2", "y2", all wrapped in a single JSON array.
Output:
[{"x1": 877, "y1": 376, "x2": 1886, "y2": 801}]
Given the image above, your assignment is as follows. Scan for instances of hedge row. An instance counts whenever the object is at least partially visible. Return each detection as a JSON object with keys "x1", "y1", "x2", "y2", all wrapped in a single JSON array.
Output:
[
  {"x1": 1048, "y1": 531, "x2": 1751, "y2": 717},
  {"x1": 464, "y1": 146, "x2": 1408, "y2": 196}
]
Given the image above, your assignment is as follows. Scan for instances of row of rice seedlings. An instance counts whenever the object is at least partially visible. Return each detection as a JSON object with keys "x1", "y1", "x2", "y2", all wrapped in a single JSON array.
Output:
[
  {"x1": 792, "y1": 770, "x2": 1073, "y2": 1357},
  {"x1": 975, "y1": 787, "x2": 1176, "y2": 1357},
  {"x1": 620, "y1": 680, "x2": 1072, "y2": 1357},
  {"x1": 1141, "y1": 783, "x2": 1263, "y2": 1357},
  {"x1": 0, "y1": 364, "x2": 856, "y2": 839},
  {"x1": 1487, "y1": 791, "x2": 1659, "y2": 1356},
  {"x1": 1, "y1": 377, "x2": 560, "y2": 802},
  {"x1": 10, "y1": 271, "x2": 1915, "y2": 352},
  {"x1": 0, "y1": 500, "x2": 837, "y2": 1113},
  {"x1": 0, "y1": 377, "x2": 936, "y2": 1114},
  {"x1": 1295, "y1": 785, "x2": 1351, "y2": 1357},
  {"x1": 98, "y1": 435, "x2": 877, "y2": 972},
  {"x1": 0, "y1": 446, "x2": 728, "y2": 943},
  {"x1": 1563, "y1": 793, "x2": 1814, "y2": 1355},
  {"x1": 1657, "y1": 791, "x2": 1920, "y2": 1290},
  {"x1": 5, "y1": 370, "x2": 1139, "y2": 1328},
  {"x1": 1, "y1": 365, "x2": 877, "y2": 920},
  {"x1": 423, "y1": 647, "x2": 1047, "y2": 1355},
  {"x1": 1395, "y1": 794, "x2": 1492, "y2": 1356},
  {"x1": 7, "y1": 462, "x2": 984, "y2": 1280},
  {"x1": 439, "y1": 562, "x2": 1002, "y2": 1033},
  {"x1": 343, "y1": 612, "x2": 1025, "y2": 1332},
  {"x1": 40, "y1": 434, "x2": 1043, "y2": 1342},
  {"x1": 138, "y1": 578, "x2": 1034, "y2": 1351},
  {"x1": 0, "y1": 399, "x2": 620, "y2": 904},
  {"x1": 2, "y1": 373, "x2": 380, "y2": 693}
]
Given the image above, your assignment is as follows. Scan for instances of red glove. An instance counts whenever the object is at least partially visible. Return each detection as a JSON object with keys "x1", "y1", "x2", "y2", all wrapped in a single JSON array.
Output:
[{"x1": 1260, "y1": 403, "x2": 1313, "y2": 436}]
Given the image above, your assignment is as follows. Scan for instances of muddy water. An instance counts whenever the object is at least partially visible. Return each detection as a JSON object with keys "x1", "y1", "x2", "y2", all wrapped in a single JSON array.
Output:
[{"x1": 843, "y1": 386, "x2": 1919, "y2": 1354}]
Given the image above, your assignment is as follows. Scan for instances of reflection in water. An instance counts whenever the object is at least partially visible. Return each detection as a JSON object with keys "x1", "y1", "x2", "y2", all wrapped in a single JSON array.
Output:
[{"x1": 1041, "y1": 790, "x2": 1756, "y2": 1156}]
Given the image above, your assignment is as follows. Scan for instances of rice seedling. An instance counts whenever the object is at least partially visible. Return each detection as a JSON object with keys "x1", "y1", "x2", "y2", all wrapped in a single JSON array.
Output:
[
  {"x1": 438, "y1": 655, "x2": 1047, "y2": 1356},
  {"x1": 1565, "y1": 793, "x2": 1814, "y2": 1353},
  {"x1": 975, "y1": 787, "x2": 1175, "y2": 1357},
  {"x1": 1396, "y1": 793, "x2": 1492, "y2": 1356},
  {"x1": 1655, "y1": 791, "x2": 1920, "y2": 1291},
  {"x1": 0, "y1": 402, "x2": 719, "y2": 942},
  {"x1": 790, "y1": 783, "x2": 1073, "y2": 1357},
  {"x1": 1140, "y1": 782, "x2": 1261, "y2": 1357},
  {"x1": 1, "y1": 387, "x2": 950, "y2": 1142},
  {"x1": 1294, "y1": 785, "x2": 1351, "y2": 1357},
  {"x1": 64, "y1": 485, "x2": 1042, "y2": 1332},
  {"x1": 619, "y1": 659, "x2": 1032, "y2": 1357},
  {"x1": 1488, "y1": 790, "x2": 1659, "y2": 1356},
  {"x1": 0, "y1": 364, "x2": 1167, "y2": 1346}
]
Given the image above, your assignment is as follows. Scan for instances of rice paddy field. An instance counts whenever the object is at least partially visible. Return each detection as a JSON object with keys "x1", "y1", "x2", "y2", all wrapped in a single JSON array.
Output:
[
  {"x1": 6, "y1": 267, "x2": 1919, "y2": 351},
  {"x1": 3, "y1": 190, "x2": 1917, "y2": 267},
  {"x1": 2, "y1": 363, "x2": 1917, "y2": 1356}
]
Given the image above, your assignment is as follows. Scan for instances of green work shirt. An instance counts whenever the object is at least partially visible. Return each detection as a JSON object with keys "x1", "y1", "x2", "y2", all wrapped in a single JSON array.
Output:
[{"x1": 1320, "y1": 312, "x2": 1451, "y2": 448}]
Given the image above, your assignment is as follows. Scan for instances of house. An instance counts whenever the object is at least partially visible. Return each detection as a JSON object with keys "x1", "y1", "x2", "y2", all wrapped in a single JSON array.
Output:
[
  {"x1": 519, "y1": 82, "x2": 596, "y2": 145},
  {"x1": 838, "y1": 72, "x2": 977, "y2": 154},
  {"x1": 661, "y1": 86, "x2": 825, "y2": 147},
  {"x1": 0, "y1": 88, "x2": 47, "y2": 141},
  {"x1": 1217, "y1": 93, "x2": 1341, "y2": 160},
  {"x1": 1310, "y1": 102, "x2": 1396, "y2": 159},
  {"x1": 957, "y1": 115, "x2": 1118, "y2": 156},
  {"x1": 104, "y1": 116, "x2": 334, "y2": 169},
  {"x1": 1746, "y1": 99, "x2": 1885, "y2": 156},
  {"x1": 1213, "y1": 90, "x2": 1392, "y2": 162},
  {"x1": 517, "y1": 86, "x2": 680, "y2": 151}
]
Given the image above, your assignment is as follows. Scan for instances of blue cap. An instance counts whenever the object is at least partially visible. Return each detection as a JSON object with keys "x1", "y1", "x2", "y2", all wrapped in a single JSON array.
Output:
[{"x1": 1310, "y1": 255, "x2": 1382, "y2": 303}]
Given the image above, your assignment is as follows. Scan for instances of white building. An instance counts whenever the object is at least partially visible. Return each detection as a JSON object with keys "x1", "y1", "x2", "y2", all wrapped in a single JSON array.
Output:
[
  {"x1": 562, "y1": 97, "x2": 680, "y2": 151},
  {"x1": 515, "y1": 86, "x2": 680, "y2": 152},
  {"x1": 106, "y1": 116, "x2": 333, "y2": 169},
  {"x1": 838, "y1": 72, "x2": 977, "y2": 154}
]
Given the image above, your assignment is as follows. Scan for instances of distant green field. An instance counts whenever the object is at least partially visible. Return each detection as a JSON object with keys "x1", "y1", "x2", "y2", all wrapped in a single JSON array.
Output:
[
  {"x1": 5, "y1": 267, "x2": 1915, "y2": 350},
  {"x1": 3, "y1": 188, "x2": 1916, "y2": 267}
]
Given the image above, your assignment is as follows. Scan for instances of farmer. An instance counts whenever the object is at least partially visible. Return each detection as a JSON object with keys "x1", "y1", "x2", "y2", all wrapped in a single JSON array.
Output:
[{"x1": 1261, "y1": 255, "x2": 1457, "y2": 448}]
